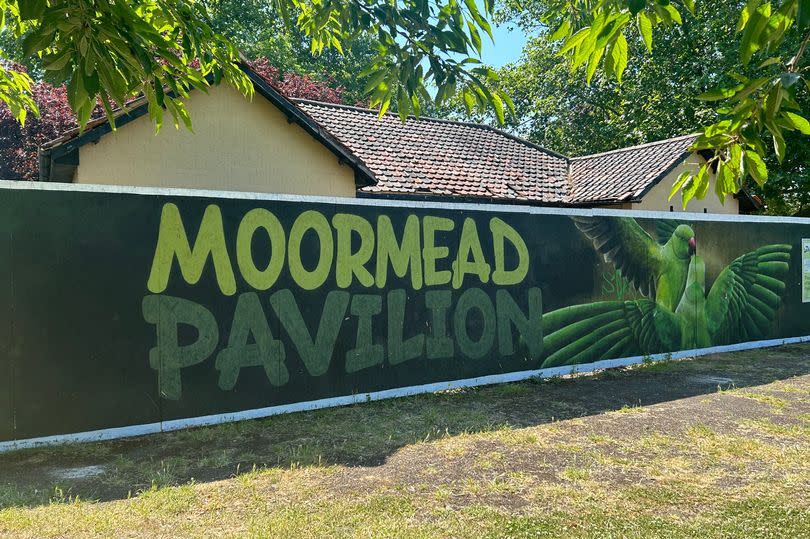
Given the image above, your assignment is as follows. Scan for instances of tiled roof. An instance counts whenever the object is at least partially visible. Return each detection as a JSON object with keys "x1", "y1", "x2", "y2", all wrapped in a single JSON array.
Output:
[
  {"x1": 296, "y1": 100, "x2": 570, "y2": 203},
  {"x1": 567, "y1": 135, "x2": 697, "y2": 203},
  {"x1": 296, "y1": 99, "x2": 696, "y2": 206}
]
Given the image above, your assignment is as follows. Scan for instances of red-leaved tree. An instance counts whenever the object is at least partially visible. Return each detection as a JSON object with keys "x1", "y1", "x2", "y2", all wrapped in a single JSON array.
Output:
[
  {"x1": 0, "y1": 83, "x2": 79, "y2": 180},
  {"x1": 0, "y1": 60, "x2": 346, "y2": 180},
  {"x1": 248, "y1": 59, "x2": 345, "y2": 104}
]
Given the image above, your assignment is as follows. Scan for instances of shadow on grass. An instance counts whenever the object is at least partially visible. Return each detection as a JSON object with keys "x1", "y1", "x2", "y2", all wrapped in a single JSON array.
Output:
[{"x1": 0, "y1": 343, "x2": 808, "y2": 509}]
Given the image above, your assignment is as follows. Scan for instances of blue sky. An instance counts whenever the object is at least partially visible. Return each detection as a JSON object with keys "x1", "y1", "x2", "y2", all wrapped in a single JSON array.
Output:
[{"x1": 479, "y1": 20, "x2": 528, "y2": 67}]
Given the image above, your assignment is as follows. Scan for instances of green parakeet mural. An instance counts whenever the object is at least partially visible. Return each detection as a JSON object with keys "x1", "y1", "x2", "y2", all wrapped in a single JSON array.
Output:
[{"x1": 541, "y1": 217, "x2": 793, "y2": 369}]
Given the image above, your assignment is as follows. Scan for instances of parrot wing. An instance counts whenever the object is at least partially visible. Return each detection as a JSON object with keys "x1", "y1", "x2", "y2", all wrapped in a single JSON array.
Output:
[
  {"x1": 541, "y1": 299, "x2": 682, "y2": 368},
  {"x1": 705, "y1": 244, "x2": 792, "y2": 345},
  {"x1": 573, "y1": 217, "x2": 662, "y2": 298},
  {"x1": 655, "y1": 219, "x2": 683, "y2": 245}
]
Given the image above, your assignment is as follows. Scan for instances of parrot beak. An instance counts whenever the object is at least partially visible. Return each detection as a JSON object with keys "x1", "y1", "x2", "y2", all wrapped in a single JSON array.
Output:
[{"x1": 688, "y1": 237, "x2": 697, "y2": 255}]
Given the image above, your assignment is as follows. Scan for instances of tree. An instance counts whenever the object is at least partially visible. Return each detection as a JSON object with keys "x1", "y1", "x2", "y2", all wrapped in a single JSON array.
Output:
[
  {"x1": 0, "y1": 0, "x2": 509, "y2": 131},
  {"x1": 526, "y1": 0, "x2": 810, "y2": 207},
  {"x1": 755, "y1": 129, "x2": 810, "y2": 214},
  {"x1": 492, "y1": 0, "x2": 742, "y2": 155},
  {"x1": 0, "y1": 78, "x2": 76, "y2": 180},
  {"x1": 204, "y1": 0, "x2": 378, "y2": 105},
  {"x1": 247, "y1": 58, "x2": 346, "y2": 103}
]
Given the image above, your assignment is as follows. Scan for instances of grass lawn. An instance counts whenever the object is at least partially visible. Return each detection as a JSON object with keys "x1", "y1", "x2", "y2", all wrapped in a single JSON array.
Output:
[{"x1": 0, "y1": 344, "x2": 809, "y2": 538}]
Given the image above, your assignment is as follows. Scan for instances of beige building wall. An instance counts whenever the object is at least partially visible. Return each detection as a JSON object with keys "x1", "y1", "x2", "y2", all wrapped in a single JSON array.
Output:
[
  {"x1": 630, "y1": 153, "x2": 740, "y2": 215},
  {"x1": 75, "y1": 84, "x2": 357, "y2": 197}
]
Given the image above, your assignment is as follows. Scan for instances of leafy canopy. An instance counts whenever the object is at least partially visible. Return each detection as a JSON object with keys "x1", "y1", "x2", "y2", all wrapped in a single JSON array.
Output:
[
  {"x1": 1, "y1": 0, "x2": 512, "y2": 130},
  {"x1": 203, "y1": 0, "x2": 379, "y2": 105},
  {"x1": 542, "y1": 0, "x2": 810, "y2": 207}
]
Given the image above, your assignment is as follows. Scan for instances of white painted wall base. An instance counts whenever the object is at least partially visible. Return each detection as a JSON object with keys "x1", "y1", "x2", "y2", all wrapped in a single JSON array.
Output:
[{"x1": 2, "y1": 335, "x2": 808, "y2": 453}]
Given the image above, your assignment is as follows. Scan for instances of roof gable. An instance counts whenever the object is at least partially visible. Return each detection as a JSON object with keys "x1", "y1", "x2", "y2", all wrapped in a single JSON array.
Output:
[
  {"x1": 567, "y1": 135, "x2": 697, "y2": 204},
  {"x1": 39, "y1": 64, "x2": 377, "y2": 187}
]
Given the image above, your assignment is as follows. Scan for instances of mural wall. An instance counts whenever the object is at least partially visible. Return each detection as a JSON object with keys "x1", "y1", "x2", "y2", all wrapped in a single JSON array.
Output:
[{"x1": 1, "y1": 185, "x2": 809, "y2": 444}]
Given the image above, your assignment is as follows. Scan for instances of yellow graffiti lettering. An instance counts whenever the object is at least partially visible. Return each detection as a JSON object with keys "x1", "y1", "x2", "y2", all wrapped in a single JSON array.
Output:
[
  {"x1": 452, "y1": 218, "x2": 491, "y2": 289},
  {"x1": 147, "y1": 203, "x2": 236, "y2": 296},
  {"x1": 288, "y1": 210, "x2": 334, "y2": 290},
  {"x1": 490, "y1": 217, "x2": 529, "y2": 286},
  {"x1": 422, "y1": 216, "x2": 454, "y2": 286},
  {"x1": 375, "y1": 215, "x2": 423, "y2": 289},
  {"x1": 333, "y1": 213, "x2": 376, "y2": 288},
  {"x1": 236, "y1": 208, "x2": 286, "y2": 291}
]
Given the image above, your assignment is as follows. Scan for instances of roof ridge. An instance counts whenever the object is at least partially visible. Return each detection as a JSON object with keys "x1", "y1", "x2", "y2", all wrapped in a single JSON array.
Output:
[
  {"x1": 570, "y1": 133, "x2": 698, "y2": 161},
  {"x1": 294, "y1": 98, "x2": 570, "y2": 161}
]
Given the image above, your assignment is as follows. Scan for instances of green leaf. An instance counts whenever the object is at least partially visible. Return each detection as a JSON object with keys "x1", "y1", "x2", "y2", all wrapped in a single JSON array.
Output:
[
  {"x1": 629, "y1": 0, "x2": 646, "y2": 16},
  {"x1": 585, "y1": 47, "x2": 605, "y2": 84},
  {"x1": 464, "y1": 0, "x2": 493, "y2": 40},
  {"x1": 637, "y1": 12, "x2": 653, "y2": 52},
  {"x1": 18, "y1": 0, "x2": 46, "y2": 21},
  {"x1": 729, "y1": 143, "x2": 744, "y2": 178},
  {"x1": 714, "y1": 160, "x2": 727, "y2": 203},
  {"x1": 740, "y1": 3, "x2": 772, "y2": 66},
  {"x1": 669, "y1": 170, "x2": 691, "y2": 201},
  {"x1": 772, "y1": 130, "x2": 786, "y2": 162},
  {"x1": 21, "y1": 28, "x2": 55, "y2": 57},
  {"x1": 611, "y1": 33, "x2": 628, "y2": 83},
  {"x1": 378, "y1": 97, "x2": 391, "y2": 118},
  {"x1": 410, "y1": 92, "x2": 421, "y2": 117},
  {"x1": 467, "y1": 21, "x2": 482, "y2": 54},
  {"x1": 491, "y1": 92, "x2": 505, "y2": 125},
  {"x1": 695, "y1": 164, "x2": 710, "y2": 200},
  {"x1": 397, "y1": 89, "x2": 410, "y2": 122},
  {"x1": 500, "y1": 90, "x2": 516, "y2": 115},
  {"x1": 744, "y1": 150, "x2": 768, "y2": 185},
  {"x1": 43, "y1": 50, "x2": 72, "y2": 71},
  {"x1": 732, "y1": 77, "x2": 769, "y2": 101},
  {"x1": 549, "y1": 19, "x2": 571, "y2": 41},
  {"x1": 799, "y1": 0, "x2": 810, "y2": 30},
  {"x1": 462, "y1": 89, "x2": 475, "y2": 114},
  {"x1": 664, "y1": 4, "x2": 682, "y2": 25},
  {"x1": 757, "y1": 57, "x2": 781, "y2": 68},
  {"x1": 363, "y1": 70, "x2": 388, "y2": 94},
  {"x1": 715, "y1": 158, "x2": 740, "y2": 202},
  {"x1": 781, "y1": 111, "x2": 810, "y2": 134},
  {"x1": 573, "y1": 14, "x2": 606, "y2": 70},
  {"x1": 559, "y1": 28, "x2": 589, "y2": 55},
  {"x1": 683, "y1": 0, "x2": 695, "y2": 15},
  {"x1": 697, "y1": 87, "x2": 738, "y2": 101},
  {"x1": 764, "y1": 82, "x2": 783, "y2": 122},
  {"x1": 681, "y1": 173, "x2": 699, "y2": 207},
  {"x1": 737, "y1": 0, "x2": 760, "y2": 32}
]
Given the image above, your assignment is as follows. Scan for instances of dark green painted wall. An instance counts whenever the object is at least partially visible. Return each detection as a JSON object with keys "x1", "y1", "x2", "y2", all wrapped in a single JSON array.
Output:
[{"x1": 1, "y1": 186, "x2": 809, "y2": 443}]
